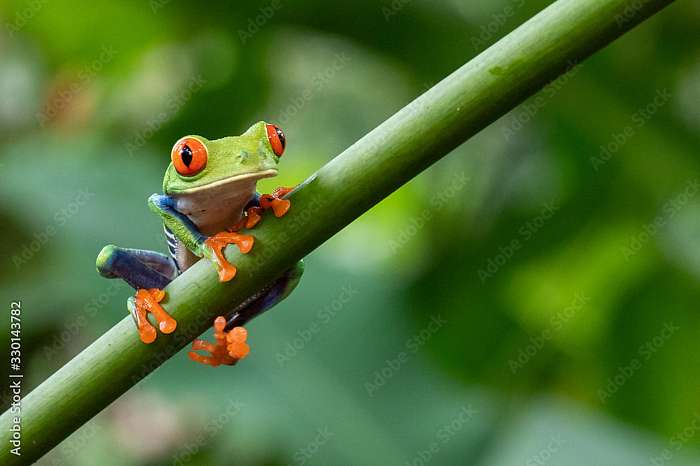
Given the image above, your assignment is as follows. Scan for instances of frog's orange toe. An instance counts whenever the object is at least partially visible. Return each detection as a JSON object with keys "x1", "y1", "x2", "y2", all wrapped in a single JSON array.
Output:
[
  {"x1": 227, "y1": 341, "x2": 250, "y2": 360},
  {"x1": 228, "y1": 342, "x2": 250, "y2": 360},
  {"x1": 245, "y1": 207, "x2": 264, "y2": 229},
  {"x1": 235, "y1": 235, "x2": 254, "y2": 254},
  {"x1": 227, "y1": 326, "x2": 247, "y2": 343},
  {"x1": 226, "y1": 326, "x2": 250, "y2": 360},
  {"x1": 270, "y1": 198, "x2": 291, "y2": 217},
  {"x1": 218, "y1": 265, "x2": 237, "y2": 282},
  {"x1": 139, "y1": 324, "x2": 157, "y2": 344},
  {"x1": 159, "y1": 318, "x2": 177, "y2": 334}
]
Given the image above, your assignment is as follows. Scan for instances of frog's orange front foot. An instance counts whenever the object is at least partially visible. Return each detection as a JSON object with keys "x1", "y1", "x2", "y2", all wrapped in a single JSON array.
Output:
[
  {"x1": 130, "y1": 288, "x2": 177, "y2": 344},
  {"x1": 239, "y1": 186, "x2": 294, "y2": 230},
  {"x1": 188, "y1": 316, "x2": 250, "y2": 367},
  {"x1": 204, "y1": 231, "x2": 255, "y2": 282},
  {"x1": 263, "y1": 186, "x2": 294, "y2": 217},
  {"x1": 243, "y1": 186, "x2": 293, "y2": 228}
]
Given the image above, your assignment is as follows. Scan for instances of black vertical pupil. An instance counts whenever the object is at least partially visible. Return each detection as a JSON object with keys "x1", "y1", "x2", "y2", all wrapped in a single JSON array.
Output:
[
  {"x1": 180, "y1": 145, "x2": 193, "y2": 167},
  {"x1": 275, "y1": 127, "x2": 286, "y2": 149}
]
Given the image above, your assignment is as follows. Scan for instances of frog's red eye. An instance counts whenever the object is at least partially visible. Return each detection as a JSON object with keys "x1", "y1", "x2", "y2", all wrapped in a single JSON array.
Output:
[
  {"x1": 265, "y1": 123, "x2": 285, "y2": 157},
  {"x1": 171, "y1": 137, "x2": 207, "y2": 176}
]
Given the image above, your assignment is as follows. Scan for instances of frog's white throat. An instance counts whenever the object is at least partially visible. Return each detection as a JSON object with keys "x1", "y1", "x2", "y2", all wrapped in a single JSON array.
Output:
[{"x1": 171, "y1": 169, "x2": 277, "y2": 236}]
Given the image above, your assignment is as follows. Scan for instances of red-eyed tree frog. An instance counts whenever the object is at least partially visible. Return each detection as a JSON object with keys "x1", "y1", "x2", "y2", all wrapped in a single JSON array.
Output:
[{"x1": 96, "y1": 121, "x2": 304, "y2": 366}]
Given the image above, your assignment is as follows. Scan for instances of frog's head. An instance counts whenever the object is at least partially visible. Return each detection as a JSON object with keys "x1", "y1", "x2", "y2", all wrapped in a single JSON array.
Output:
[{"x1": 163, "y1": 121, "x2": 286, "y2": 195}]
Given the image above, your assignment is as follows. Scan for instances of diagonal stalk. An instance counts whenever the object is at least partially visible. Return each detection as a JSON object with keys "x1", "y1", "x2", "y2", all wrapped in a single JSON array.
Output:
[{"x1": 0, "y1": 0, "x2": 676, "y2": 463}]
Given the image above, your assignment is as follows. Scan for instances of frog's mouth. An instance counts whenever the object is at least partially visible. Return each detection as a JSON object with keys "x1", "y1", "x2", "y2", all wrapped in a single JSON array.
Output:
[{"x1": 172, "y1": 169, "x2": 278, "y2": 195}]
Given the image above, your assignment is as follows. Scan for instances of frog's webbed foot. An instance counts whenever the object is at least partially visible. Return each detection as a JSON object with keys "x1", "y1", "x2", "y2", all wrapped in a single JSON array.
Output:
[
  {"x1": 188, "y1": 316, "x2": 250, "y2": 367},
  {"x1": 203, "y1": 231, "x2": 255, "y2": 282},
  {"x1": 242, "y1": 186, "x2": 295, "y2": 230},
  {"x1": 263, "y1": 186, "x2": 294, "y2": 218},
  {"x1": 127, "y1": 288, "x2": 177, "y2": 344}
]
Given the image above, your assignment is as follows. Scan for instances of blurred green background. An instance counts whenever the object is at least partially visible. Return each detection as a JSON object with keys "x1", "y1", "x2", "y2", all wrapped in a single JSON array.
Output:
[{"x1": 1, "y1": 0, "x2": 699, "y2": 465}]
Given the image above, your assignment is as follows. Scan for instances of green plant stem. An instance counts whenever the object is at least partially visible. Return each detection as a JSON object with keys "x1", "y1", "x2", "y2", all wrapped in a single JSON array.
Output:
[{"x1": 1, "y1": 0, "x2": 675, "y2": 463}]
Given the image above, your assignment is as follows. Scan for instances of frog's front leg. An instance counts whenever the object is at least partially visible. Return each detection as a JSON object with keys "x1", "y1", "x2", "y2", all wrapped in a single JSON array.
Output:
[
  {"x1": 149, "y1": 194, "x2": 254, "y2": 282},
  {"x1": 96, "y1": 246, "x2": 178, "y2": 343}
]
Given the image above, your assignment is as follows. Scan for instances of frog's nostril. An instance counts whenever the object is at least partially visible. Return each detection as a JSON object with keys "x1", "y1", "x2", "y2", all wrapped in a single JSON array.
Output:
[{"x1": 237, "y1": 151, "x2": 249, "y2": 162}]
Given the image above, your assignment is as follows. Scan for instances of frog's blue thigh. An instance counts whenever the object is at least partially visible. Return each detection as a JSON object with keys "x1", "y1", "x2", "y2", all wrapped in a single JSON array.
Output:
[
  {"x1": 96, "y1": 245, "x2": 179, "y2": 290},
  {"x1": 225, "y1": 260, "x2": 304, "y2": 330}
]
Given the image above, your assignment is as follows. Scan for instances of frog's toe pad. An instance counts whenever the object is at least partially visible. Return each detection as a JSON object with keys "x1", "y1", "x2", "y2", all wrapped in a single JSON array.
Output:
[{"x1": 226, "y1": 327, "x2": 250, "y2": 360}]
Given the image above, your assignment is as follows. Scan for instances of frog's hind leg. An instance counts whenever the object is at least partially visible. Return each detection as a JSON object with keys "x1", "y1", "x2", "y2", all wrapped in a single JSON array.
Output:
[
  {"x1": 189, "y1": 260, "x2": 304, "y2": 367},
  {"x1": 96, "y1": 245, "x2": 179, "y2": 343},
  {"x1": 225, "y1": 260, "x2": 304, "y2": 330}
]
